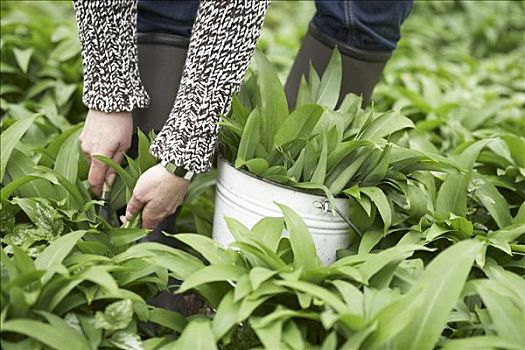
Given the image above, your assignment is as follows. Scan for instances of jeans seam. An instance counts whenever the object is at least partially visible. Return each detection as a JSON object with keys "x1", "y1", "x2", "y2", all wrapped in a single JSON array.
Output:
[{"x1": 343, "y1": 1, "x2": 356, "y2": 47}]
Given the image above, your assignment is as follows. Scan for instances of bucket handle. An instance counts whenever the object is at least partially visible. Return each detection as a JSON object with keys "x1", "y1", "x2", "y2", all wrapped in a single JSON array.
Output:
[{"x1": 313, "y1": 200, "x2": 363, "y2": 237}]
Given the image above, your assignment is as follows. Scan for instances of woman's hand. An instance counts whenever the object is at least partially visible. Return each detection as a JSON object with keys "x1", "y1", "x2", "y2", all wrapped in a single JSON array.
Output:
[
  {"x1": 79, "y1": 109, "x2": 133, "y2": 196},
  {"x1": 123, "y1": 164, "x2": 190, "y2": 230}
]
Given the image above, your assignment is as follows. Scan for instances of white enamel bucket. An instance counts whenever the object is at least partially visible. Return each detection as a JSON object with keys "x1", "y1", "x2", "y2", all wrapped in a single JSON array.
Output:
[{"x1": 212, "y1": 158, "x2": 351, "y2": 265}]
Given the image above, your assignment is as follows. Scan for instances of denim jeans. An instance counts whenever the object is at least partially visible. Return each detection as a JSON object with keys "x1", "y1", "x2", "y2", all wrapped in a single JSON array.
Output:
[{"x1": 137, "y1": 0, "x2": 413, "y2": 52}]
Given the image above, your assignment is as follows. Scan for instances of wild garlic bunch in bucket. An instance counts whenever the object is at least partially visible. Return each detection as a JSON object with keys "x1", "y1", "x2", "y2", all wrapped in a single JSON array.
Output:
[
  {"x1": 216, "y1": 50, "x2": 458, "y2": 263},
  {"x1": 220, "y1": 49, "x2": 427, "y2": 190}
]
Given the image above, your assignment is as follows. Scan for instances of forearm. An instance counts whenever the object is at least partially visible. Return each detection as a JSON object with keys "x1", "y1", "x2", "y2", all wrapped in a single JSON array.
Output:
[
  {"x1": 150, "y1": 0, "x2": 270, "y2": 173},
  {"x1": 73, "y1": 0, "x2": 149, "y2": 112}
]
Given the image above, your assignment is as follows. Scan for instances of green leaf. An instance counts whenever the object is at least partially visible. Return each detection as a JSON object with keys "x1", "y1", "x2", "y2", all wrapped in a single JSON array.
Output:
[
  {"x1": 149, "y1": 307, "x2": 187, "y2": 333},
  {"x1": 475, "y1": 175, "x2": 513, "y2": 229},
  {"x1": 44, "y1": 123, "x2": 83, "y2": 159},
  {"x1": 249, "y1": 267, "x2": 278, "y2": 290},
  {"x1": 243, "y1": 158, "x2": 269, "y2": 175},
  {"x1": 295, "y1": 76, "x2": 314, "y2": 108},
  {"x1": 174, "y1": 233, "x2": 239, "y2": 265},
  {"x1": 1, "y1": 319, "x2": 90, "y2": 350},
  {"x1": 108, "y1": 228, "x2": 148, "y2": 246},
  {"x1": 361, "y1": 144, "x2": 392, "y2": 184},
  {"x1": 6, "y1": 149, "x2": 58, "y2": 199},
  {"x1": 109, "y1": 331, "x2": 143, "y2": 350},
  {"x1": 11, "y1": 198, "x2": 63, "y2": 235},
  {"x1": 360, "y1": 187, "x2": 391, "y2": 232},
  {"x1": 35, "y1": 230, "x2": 86, "y2": 271},
  {"x1": 79, "y1": 265, "x2": 119, "y2": 294},
  {"x1": 49, "y1": 38, "x2": 81, "y2": 61},
  {"x1": 308, "y1": 63, "x2": 321, "y2": 95},
  {"x1": 77, "y1": 314, "x2": 102, "y2": 350},
  {"x1": 13, "y1": 47, "x2": 33, "y2": 73},
  {"x1": 0, "y1": 114, "x2": 38, "y2": 182},
  {"x1": 488, "y1": 223, "x2": 525, "y2": 242},
  {"x1": 475, "y1": 280, "x2": 525, "y2": 344},
  {"x1": 456, "y1": 139, "x2": 494, "y2": 169},
  {"x1": 326, "y1": 140, "x2": 370, "y2": 173},
  {"x1": 36, "y1": 311, "x2": 91, "y2": 348},
  {"x1": 0, "y1": 175, "x2": 45, "y2": 201},
  {"x1": 330, "y1": 280, "x2": 364, "y2": 315},
  {"x1": 357, "y1": 244, "x2": 430, "y2": 282},
  {"x1": 435, "y1": 139, "x2": 493, "y2": 218},
  {"x1": 54, "y1": 128, "x2": 80, "y2": 184},
  {"x1": 233, "y1": 275, "x2": 252, "y2": 302},
  {"x1": 310, "y1": 129, "x2": 328, "y2": 185},
  {"x1": 277, "y1": 203, "x2": 319, "y2": 270},
  {"x1": 316, "y1": 49, "x2": 342, "y2": 109},
  {"x1": 275, "y1": 280, "x2": 347, "y2": 313},
  {"x1": 251, "y1": 217, "x2": 285, "y2": 253},
  {"x1": 93, "y1": 155, "x2": 136, "y2": 195},
  {"x1": 501, "y1": 134, "x2": 525, "y2": 167},
  {"x1": 302, "y1": 140, "x2": 318, "y2": 181},
  {"x1": 287, "y1": 148, "x2": 306, "y2": 181},
  {"x1": 436, "y1": 139, "x2": 492, "y2": 217},
  {"x1": 435, "y1": 173, "x2": 470, "y2": 218},
  {"x1": 212, "y1": 290, "x2": 240, "y2": 339},
  {"x1": 514, "y1": 202, "x2": 525, "y2": 224},
  {"x1": 252, "y1": 317, "x2": 283, "y2": 350},
  {"x1": 327, "y1": 151, "x2": 369, "y2": 194},
  {"x1": 424, "y1": 223, "x2": 450, "y2": 242},
  {"x1": 235, "y1": 108, "x2": 262, "y2": 167},
  {"x1": 233, "y1": 241, "x2": 288, "y2": 271},
  {"x1": 273, "y1": 104, "x2": 324, "y2": 147},
  {"x1": 441, "y1": 336, "x2": 523, "y2": 350},
  {"x1": 313, "y1": 110, "x2": 346, "y2": 141},
  {"x1": 177, "y1": 265, "x2": 247, "y2": 294},
  {"x1": 282, "y1": 321, "x2": 305, "y2": 350},
  {"x1": 342, "y1": 322, "x2": 378, "y2": 350},
  {"x1": 171, "y1": 318, "x2": 217, "y2": 350},
  {"x1": 254, "y1": 307, "x2": 319, "y2": 328},
  {"x1": 33, "y1": 166, "x2": 85, "y2": 209},
  {"x1": 254, "y1": 50, "x2": 288, "y2": 150},
  {"x1": 94, "y1": 299, "x2": 133, "y2": 331},
  {"x1": 54, "y1": 81, "x2": 77, "y2": 107},
  {"x1": 406, "y1": 183, "x2": 428, "y2": 218},
  {"x1": 321, "y1": 331, "x2": 338, "y2": 350},
  {"x1": 359, "y1": 110, "x2": 414, "y2": 140},
  {"x1": 137, "y1": 128, "x2": 158, "y2": 172},
  {"x1": 397, "y1": 240, "x2": 484, "y2": 350},
  {"x1": 365, "y1": 292, "x2": 423, "y2": 347}
]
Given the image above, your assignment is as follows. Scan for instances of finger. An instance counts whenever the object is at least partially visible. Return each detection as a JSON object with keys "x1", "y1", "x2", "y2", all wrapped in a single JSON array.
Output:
[
  {"x1": 120, "y1": 215, "x2": 127, "y2": 225},
  {"x1": 106, "y1": 151, "x2": 125, "y2": 186},
  {"x1": 141, "y1": 202, "x2": 163, "y2": 230},
  {"x1": 125, "y1": 192, "x2": 145, "y2": 221},
  {"x1": 80, "y1": 142, "x2": 91, "y2": 164},
  {"x1": 88, "y1": 156, "x2": 112, "y2": 197}
]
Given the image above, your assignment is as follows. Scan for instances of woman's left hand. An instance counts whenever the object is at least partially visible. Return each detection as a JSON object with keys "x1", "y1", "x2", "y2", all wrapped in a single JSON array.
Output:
[{"x1": 123, "y1": 164, "x2": 190, "y2": 230}]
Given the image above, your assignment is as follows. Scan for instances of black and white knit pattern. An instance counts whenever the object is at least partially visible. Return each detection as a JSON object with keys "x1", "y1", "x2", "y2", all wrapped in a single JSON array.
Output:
[
  {"x1": 73, "y1": 0, "x2": 150, "y2": 112},
  {"x1": 74, "y1": 0, "x2": 269, "y2": 173},
  {"x1": 150, "y1": 0, "x2": 269, "y2": 173}
]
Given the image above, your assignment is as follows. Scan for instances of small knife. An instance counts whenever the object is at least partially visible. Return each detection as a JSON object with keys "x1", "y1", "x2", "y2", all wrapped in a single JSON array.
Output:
[{"x1": 99, "y1": 181, "x2": 112, "y2": 222}]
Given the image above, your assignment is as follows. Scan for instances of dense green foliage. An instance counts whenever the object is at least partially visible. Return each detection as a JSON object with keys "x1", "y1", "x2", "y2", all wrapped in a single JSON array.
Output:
[{"x1": 1, "y1": 1, "x2": 524, "y2": 349}]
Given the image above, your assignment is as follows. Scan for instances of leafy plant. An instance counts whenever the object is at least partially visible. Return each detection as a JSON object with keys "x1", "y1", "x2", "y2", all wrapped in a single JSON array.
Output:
[{"x1": 1, "y1": 1, "x2": 524, "y2": 349}]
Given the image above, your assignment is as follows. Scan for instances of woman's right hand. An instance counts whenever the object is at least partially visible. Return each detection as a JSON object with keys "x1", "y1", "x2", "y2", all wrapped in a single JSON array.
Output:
[{"x1": 79, "y1": 109, "x2": 134, "y2": 197}]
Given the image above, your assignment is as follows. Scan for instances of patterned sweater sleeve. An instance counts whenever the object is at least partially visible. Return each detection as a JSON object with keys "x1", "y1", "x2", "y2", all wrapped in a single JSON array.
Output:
[
  {"x1": 149, "y1": 0, "x2": 270, "y2": 173},
  {"x1": 73, "y1": 0, "x2": 149, "y2": 112}
]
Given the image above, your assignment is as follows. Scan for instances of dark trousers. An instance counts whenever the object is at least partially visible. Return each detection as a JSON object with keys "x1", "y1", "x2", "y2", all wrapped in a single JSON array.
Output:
[{"x1": 137, "y1": 0, "x2": 413, "y2": 53}]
